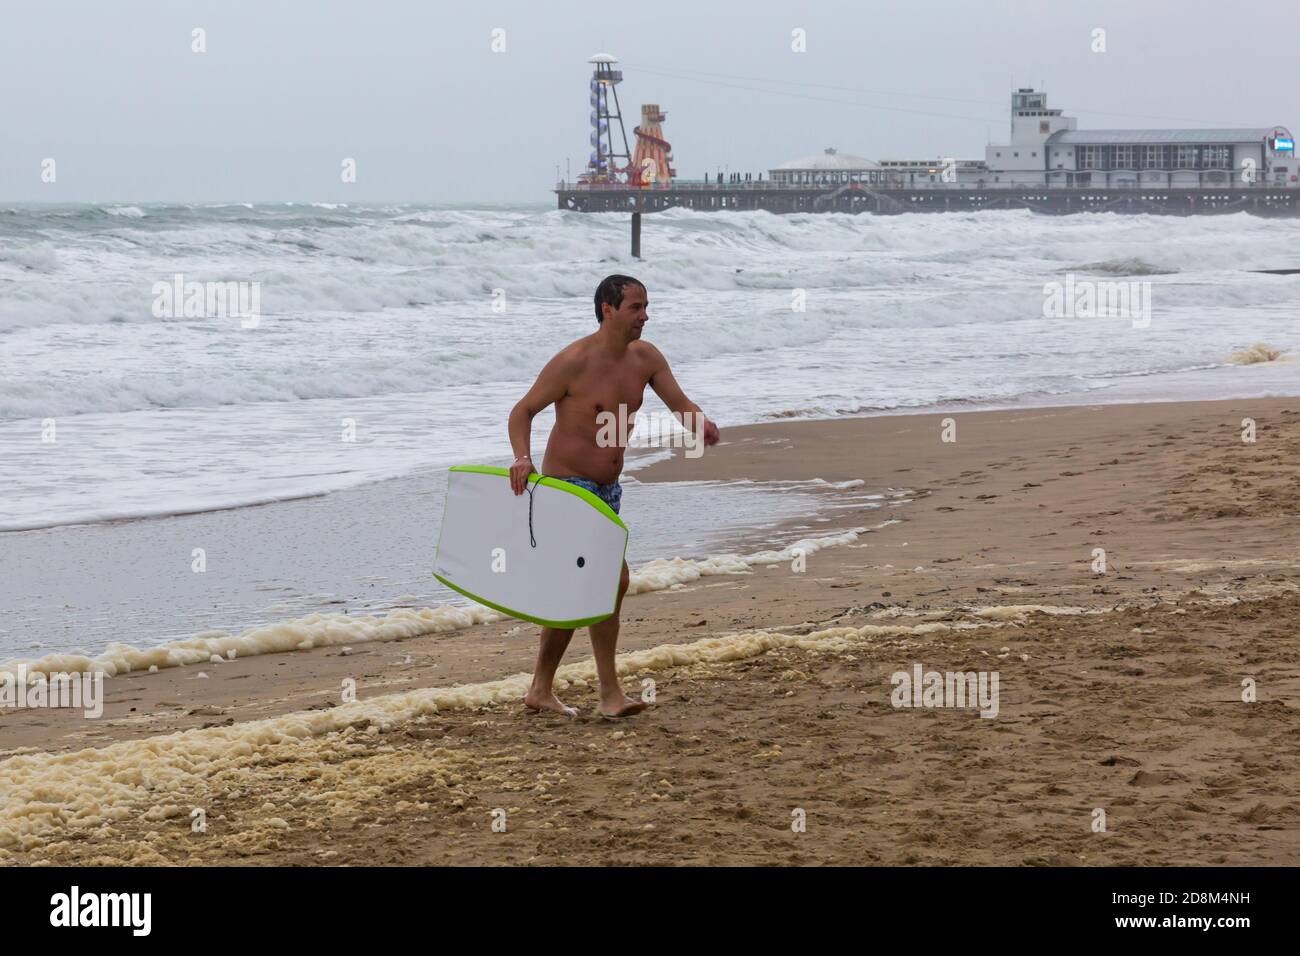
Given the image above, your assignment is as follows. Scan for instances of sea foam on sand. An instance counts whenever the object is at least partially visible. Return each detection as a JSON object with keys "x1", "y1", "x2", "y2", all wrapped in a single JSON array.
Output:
[
  {"x1": 1226, "y1": 342, "x2": 1292, "y2": 365},
  {"x1": 0, "y1": 606, "x2": 1027, "y2": 854}
]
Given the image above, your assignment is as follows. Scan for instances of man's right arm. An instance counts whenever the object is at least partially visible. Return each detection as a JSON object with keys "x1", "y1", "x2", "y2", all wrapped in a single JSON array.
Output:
[{"x1": 507, "y1": 352, "x2": 571, "y2": 495}]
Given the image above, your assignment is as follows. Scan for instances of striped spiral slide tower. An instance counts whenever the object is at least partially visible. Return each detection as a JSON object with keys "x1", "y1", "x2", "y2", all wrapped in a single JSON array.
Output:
[{"x1": 631, "y1": 104, "x2": 676, "y2": 187}]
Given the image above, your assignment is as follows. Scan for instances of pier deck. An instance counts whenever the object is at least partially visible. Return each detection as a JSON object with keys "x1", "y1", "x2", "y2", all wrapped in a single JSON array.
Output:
[{"x1": 556, "y1": 182, "x2": 1300, "y2": 217}]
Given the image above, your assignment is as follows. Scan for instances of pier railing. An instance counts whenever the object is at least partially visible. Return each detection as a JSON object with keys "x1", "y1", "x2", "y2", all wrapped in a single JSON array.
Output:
[{"x1": 556, "y1": 179, "x2": 1297, "y2": 192}]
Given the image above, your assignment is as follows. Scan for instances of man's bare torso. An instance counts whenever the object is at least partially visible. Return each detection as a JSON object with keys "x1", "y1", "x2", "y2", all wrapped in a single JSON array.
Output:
[{"x1": 540, "y1": 335, "x2": 656, "y2": 485}]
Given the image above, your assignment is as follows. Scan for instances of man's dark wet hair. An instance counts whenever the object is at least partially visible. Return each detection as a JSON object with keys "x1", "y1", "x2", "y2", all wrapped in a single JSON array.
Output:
[{"x1": 594, "y1": 274, "x2": 644, "y2": 323}]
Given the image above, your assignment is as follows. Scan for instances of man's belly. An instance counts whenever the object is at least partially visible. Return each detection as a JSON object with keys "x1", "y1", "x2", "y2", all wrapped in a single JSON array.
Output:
[{"x1": 540, "y1": 426, "x2": 625, "y2": 485}]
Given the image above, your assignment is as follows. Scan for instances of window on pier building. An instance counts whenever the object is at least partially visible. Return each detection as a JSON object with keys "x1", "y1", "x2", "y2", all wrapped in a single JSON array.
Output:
[
  {"x1": 1142, "y1": 145, "x2": 1166, "y2": 169},
  {"x1": 1202, "y1": 145, "x2": 1231, "y2": 169},
  {"x1": 1175, "y1": 145, "x2": 1199, "y2": 169},
  {"x1": 1113, "y1": 145, "x2": 1138, "y2": 169},
  {"x1": 1079, "y1": 145, "x2": 1106, "y2": 170}
]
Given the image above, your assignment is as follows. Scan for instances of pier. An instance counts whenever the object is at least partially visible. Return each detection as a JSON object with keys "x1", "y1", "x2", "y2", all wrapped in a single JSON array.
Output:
[{"x1": 557, "y1": 181, "x2": 1300, "y2": 218}]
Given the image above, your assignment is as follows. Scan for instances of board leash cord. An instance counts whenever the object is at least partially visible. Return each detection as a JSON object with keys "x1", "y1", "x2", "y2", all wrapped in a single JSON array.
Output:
[{"x1": 527, "y1": 472, "x2": 543, "y2": 548}]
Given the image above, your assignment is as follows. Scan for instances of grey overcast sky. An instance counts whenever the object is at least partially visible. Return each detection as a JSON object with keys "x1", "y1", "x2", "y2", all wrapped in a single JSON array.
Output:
[{"x1": 2, "y1": 0, "x2": 1297, "y2": 203}]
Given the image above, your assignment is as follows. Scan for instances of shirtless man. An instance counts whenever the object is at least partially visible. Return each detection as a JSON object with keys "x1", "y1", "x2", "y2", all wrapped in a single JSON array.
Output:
[{"x1": 508, "y1": 275, "x2": 719, "y2": 717}]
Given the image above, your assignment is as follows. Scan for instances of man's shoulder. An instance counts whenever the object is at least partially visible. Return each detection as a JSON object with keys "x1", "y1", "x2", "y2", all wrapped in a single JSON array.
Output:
[
  {"x1": 629, "y1": 339, "x2": 665, "y2": 364},
  {"x1": 549, "y1": 334, "x2": 596, "y2": 368}
]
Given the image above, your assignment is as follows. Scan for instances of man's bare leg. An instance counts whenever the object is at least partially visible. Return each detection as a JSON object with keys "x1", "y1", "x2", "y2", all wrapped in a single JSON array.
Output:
[
  {"x1": 589, "y1": 562, "x2": 647, "y2": 717},
  {"x1": 525, "y1": 626, "x2": 578, "y2": 716}
]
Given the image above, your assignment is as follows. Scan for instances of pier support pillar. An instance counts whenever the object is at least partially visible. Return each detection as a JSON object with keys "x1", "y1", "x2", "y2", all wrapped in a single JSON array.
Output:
[{"x1": 631, "y1": 194, "x2": 644, "y2": 259}]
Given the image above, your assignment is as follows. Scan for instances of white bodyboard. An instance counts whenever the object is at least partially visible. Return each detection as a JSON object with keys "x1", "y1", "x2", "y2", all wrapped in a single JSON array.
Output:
[{"x1": 433, "y1": 466, "x2": 628, "y2": 628}]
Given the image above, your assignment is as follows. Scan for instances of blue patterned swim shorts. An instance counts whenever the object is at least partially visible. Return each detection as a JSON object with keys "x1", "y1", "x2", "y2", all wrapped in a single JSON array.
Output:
[{"x1": 556, "y1": 476, "x2": 622, "y2": 515}]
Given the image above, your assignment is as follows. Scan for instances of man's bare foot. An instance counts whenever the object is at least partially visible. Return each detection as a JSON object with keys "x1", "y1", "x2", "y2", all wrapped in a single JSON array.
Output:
[
  {"x1": 597, "y1": 692, "x2": 648, "y2": 718},
  {"x1": 524, "y1": 690, "x2": 578, "y2": 717}
]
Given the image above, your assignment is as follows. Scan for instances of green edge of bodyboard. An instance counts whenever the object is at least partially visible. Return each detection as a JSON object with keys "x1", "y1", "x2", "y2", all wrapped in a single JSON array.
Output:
[
  {"x1": 447, "y1": 464, "x2": 628, "y2": 530},
  {"x1": 433, "y1": 464, "x2": 630, "y2": 628},
  {"x1": 433, "y1": 573, "x2": 615, "y2": 629}
]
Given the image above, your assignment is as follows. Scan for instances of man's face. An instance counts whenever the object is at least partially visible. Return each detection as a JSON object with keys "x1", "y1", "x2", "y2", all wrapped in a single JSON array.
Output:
[{"x1": 604, "y1": 285, "x2": 647, "y2": 338}]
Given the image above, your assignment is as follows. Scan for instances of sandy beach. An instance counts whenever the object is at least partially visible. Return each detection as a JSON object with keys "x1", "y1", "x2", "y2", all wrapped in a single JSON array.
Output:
[{"x1": 2, "y1": 395, "x2": 1298, "y2": 865}]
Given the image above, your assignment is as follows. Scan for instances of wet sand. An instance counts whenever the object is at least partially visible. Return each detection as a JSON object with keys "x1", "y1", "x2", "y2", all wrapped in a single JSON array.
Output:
[{"x1": 2, "y1": 397, "x2": 1299, "y2": 865}]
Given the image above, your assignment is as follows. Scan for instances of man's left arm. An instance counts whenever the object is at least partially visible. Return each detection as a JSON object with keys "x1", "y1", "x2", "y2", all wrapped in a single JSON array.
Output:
[{"x1": 646, "y1": 345, "x2": 720, "y2": 446}]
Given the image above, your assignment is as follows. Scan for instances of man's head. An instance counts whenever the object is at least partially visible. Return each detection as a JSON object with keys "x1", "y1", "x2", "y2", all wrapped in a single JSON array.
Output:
[{"x1": 594, "y1": 274, "x2": 647, "y2": 339}]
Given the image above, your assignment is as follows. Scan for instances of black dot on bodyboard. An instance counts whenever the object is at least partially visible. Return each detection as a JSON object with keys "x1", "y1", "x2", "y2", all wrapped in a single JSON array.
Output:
[{"x1": 576, "y1": 556, "x2": 586, "y2": 568}]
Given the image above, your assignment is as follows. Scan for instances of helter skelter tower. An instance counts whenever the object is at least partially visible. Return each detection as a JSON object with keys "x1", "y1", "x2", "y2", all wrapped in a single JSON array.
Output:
[
  {"x1": 631, "y1": 104, "x2": 676, "y2": 187},
  {"x1": 582, "y1": 54, "x2": 632, "y2": 185}
]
